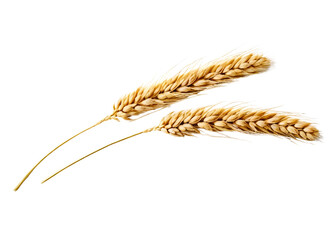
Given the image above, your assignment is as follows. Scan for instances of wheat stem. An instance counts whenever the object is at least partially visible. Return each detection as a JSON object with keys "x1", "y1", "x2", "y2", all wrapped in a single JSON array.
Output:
[
  {"x1": 41, "y1": 128, "x2": 154, "y2": 184},
  {"x1": 14, "y1": 118, "x2": 113, "y2": 191}
]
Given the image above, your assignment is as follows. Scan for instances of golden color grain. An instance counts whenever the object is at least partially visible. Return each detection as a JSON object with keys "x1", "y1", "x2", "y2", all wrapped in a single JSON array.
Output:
[{"x1": 15, "y1": 53, "x2": 270, "y2": 191}]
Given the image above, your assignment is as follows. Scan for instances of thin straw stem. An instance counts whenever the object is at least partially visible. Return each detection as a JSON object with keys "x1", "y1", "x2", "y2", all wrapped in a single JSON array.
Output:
[
  {"x1": 41, "y1": 130, "x2": 149, "y2": 184},
  {"x1": 14, "y1": 119, "x2": 108, "y2": 191}
]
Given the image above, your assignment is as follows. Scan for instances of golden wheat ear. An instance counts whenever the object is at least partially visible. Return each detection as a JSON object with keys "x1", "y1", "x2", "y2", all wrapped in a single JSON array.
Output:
[
  {"x1": 14, "y1": 115, "x2": 117, "y2": 191},
  {"x1": 15, "y1": 53, "x2": 271, "y2": 190},
  {"x1": 42, "y1": 106, "x2": 319, "y2": 185}
]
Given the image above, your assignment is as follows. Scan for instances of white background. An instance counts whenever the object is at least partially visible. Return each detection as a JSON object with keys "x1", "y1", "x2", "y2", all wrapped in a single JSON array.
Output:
[{"x1": 1, "y1": 0, "x2": 335, "y2": 239}]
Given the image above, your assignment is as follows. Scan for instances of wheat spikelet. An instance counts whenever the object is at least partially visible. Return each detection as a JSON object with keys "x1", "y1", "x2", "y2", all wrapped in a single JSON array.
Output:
[
  {"x1": 42, "y1": 106, "x2": 319, "y2": 184},
  {"x1": 15, "y1": 52, "x2": 270, "y2": 191}
]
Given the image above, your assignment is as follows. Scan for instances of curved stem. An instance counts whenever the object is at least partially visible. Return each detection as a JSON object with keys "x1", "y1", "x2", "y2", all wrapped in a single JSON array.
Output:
[
  {"x1": 41, "y1": 130, "x2": 149, "y2": 184},
  {"x1": 14, "y1": 118, "x2": 110, "y2": 191}
]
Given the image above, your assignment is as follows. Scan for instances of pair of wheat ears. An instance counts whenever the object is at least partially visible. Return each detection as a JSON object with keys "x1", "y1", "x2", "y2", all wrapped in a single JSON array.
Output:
[{"x1": 14, "y1": 52, "x2": 320, "y2": 191}]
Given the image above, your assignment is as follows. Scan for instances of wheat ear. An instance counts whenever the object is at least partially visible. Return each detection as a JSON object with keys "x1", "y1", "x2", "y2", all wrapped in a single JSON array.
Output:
[
  {"x1": 109, "y1": 53, "x2": 271, "y2": 120},
  {"x1": 15, "y1": 53, "x2": 270, "y2": 191},
  {"x1": 41, "y1": 106, "x2": 319, "y2": 183}
]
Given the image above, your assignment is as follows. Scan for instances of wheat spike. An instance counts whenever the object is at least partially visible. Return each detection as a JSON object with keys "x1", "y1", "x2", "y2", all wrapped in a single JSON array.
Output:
[
  {"x1": 15, "y1": 53, "x2": 271, "y2": 191},
  {"x1": 156, "y1": 107, "x2": 319, "y2": 140},
  {"x1": 109, "y1": 53, "x2": 271, "y2": 120},
  {"x1": 42, "y1": 106, "x2": 319, "y2": 184}
]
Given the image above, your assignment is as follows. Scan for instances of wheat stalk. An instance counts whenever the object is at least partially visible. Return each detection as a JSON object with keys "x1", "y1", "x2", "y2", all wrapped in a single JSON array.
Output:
[
  {"x1": 41, "y1": 106, "x2": 319, "y2": 184},
  {"x1": 15, "y1": 52, "x2": 271, "y2": 191}
]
